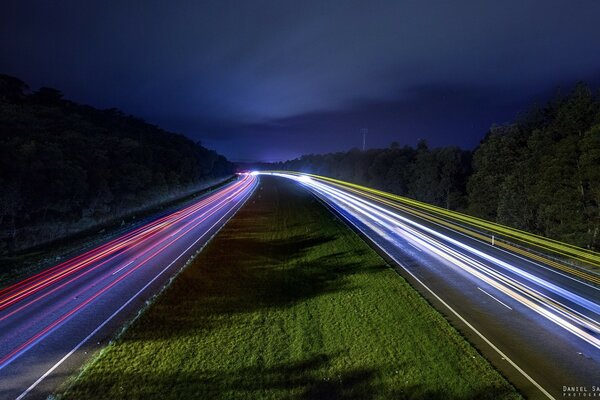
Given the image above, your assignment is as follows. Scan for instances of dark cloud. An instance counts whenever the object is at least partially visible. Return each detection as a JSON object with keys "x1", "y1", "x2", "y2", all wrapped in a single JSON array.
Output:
[{"x1": 2, "y1": 1, "x2": 600, "y2": 161}]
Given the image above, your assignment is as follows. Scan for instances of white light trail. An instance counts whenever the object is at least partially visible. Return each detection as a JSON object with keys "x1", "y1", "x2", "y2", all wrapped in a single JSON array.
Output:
[{"x1": 266, "y1": 172, "x2": 600, "y2": 351}]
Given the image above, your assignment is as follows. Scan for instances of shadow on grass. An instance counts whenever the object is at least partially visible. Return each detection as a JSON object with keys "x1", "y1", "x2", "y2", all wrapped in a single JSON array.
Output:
[
  {"x1": 60, "y1": 178, "x2": 521, "y2": 400},
  {"x1": 389, "y1": 384, "x2": 521, "y2": 400},
  {"x1": 118, "y1": 177, "x2": 390, "y2": 343},
  {"x1": 64, "y1": 352, "x2": 517, "y2": 400},
  {"x1": 65, "y1": 353, "x2": 380, "y2": 400},
  {"x1": 125, "y1": 230, "x2": 388, "y2": 342}
]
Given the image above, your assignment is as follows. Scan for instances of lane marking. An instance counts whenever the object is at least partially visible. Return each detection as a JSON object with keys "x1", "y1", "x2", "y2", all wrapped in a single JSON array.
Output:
[
  {"x1": 311, "y1": 180, "x2": 600, "y2": 347},
  {"x1": 15, "y1": 177, "x2": 257, "y2": 400},
  {"x1": 304, "y1": 174, "x2": 600, "y2": 287},
  {"x1": 3, "y1": 179, "x2": 253, "y2": 370},
  {"x1": 169, "y1": 228, "x2": 183, "y2": 237},
  {"x1": 311, "y1": 189, "x2": 556, "y2": 400},
  {"x1": 0, "y1": 179, "x2": 246, "y2": 307},
  {"x1": 334, "y1": 182, "x2": 600, "y2": 289},
  {"x1": 406, "y1": 241, "x2": 422, "y2": 252},
  {"x1": 477, "y1": 287, "x2": 513, "y2": 310},
  {"x1": 111, "y1": 261, "x2": 134, "y2": 276}
]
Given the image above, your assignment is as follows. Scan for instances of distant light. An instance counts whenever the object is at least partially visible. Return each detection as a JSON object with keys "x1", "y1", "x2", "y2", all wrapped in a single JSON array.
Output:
[
  {"x1": 250, "y1": 171, "x2": 259, "y2": 176},
  {"x1": 298, "y1": 175, "x2": 312, "y2": 183}
]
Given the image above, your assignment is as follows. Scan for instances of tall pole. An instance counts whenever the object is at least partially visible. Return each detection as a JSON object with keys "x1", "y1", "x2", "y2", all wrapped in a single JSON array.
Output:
[{"x1": 361, "y1": 128, "x2": 368, "y2": 151}]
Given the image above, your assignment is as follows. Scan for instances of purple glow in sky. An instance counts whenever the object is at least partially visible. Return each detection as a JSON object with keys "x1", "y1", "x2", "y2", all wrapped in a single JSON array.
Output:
[{"x1": 2, "y1": 1, "x2": 600, "y2": 161}]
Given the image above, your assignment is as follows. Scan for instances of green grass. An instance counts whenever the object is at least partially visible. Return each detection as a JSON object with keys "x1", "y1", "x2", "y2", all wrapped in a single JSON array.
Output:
[{"x1": 58, "y1": 177, "x2": 521, "y2": 400}]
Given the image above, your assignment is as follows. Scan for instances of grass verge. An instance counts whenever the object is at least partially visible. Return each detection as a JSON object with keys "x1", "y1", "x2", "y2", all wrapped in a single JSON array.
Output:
[{"x1": 57, "y1": 176, "x2": 521, "y2": 400}]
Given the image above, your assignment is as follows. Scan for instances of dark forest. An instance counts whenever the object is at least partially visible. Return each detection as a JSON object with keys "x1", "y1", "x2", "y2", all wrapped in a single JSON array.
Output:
[
  {"x1": 274, "y1": 84, "x2": 600, "y2": 250},
  {"x1": 0, "y1": 74, "x2": 234, "y2": 252}
]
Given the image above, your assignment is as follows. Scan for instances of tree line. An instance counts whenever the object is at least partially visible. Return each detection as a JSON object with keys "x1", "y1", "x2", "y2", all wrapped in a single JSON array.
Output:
[
  {"x1": 273, "y1": 84, "x2": 600, "y2": 251},
  {"x1": 0, "y1": 74, "x2": 234, "y2": 252}
]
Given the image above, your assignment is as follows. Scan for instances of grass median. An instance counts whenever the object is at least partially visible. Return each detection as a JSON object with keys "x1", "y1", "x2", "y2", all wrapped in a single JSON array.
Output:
[{"x1": 57, "y1": 176, "x2": 521, "y2": 400}]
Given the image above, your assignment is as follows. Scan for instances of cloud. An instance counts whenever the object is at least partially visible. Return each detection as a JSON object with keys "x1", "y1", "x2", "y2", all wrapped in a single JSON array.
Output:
[{"x1": 2, "y1": 0, "x2": 600, "y2": 160}]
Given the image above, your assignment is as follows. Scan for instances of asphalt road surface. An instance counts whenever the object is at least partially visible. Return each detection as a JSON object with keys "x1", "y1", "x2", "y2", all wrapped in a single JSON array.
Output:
[
  {"x1": 266, "y1": 172, "x2": 600, "y2": 400},
  {"x1": 0, "y1": 174, "x2": 257, "y2": 399}
]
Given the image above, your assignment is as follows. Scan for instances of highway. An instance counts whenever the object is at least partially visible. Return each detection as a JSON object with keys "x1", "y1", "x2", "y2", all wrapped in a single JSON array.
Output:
[
  {"x1": 264, "y1": 172, "x2": 600, "y2": 400},
  {"x1": 0, "y1": 174, "x2": 257, "y2": 399}
]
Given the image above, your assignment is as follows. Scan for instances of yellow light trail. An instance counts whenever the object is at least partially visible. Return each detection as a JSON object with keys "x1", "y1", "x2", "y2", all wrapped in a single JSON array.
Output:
[
  {"x1": 267, "y1": 172, "x2": 600, "y2": 351},
  {"x1": 268, "y1": 171, "x2": 600, "y2": 285}
]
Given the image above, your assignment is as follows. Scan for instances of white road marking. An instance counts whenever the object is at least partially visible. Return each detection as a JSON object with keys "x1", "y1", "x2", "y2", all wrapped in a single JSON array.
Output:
[
  {"x1": 15, "y1": 179, "x2": 256, "y2": 400},
  {"x1": 477, "y1": 287, "x2": 513, "y2": 310},
  {"x1": 169, "y1": 228, "x2": 183, "y2": 237},
  {"x1": 111, "y1": 261, "x2": 134, "y2": 276},
  {"x1": 406, "y1": 241, "x2": 422, "y2": 252},
  {"x1": 309, "y1": 175, "x2": 599, "y2": 292},
  {"x1": 314, "y1": 191, "x2": 556, "y2": 400}
]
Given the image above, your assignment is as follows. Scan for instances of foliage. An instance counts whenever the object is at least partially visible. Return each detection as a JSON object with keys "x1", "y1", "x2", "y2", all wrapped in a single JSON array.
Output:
[
  {"x1": 468, "y1": 84, "x2": 600, "y2": 249},
  {"x1": 274, "y1": 83, "x2": 600, "y2": 250},
  {"x1": 0, "y1": 74, "x2": 234, "y2": 252},
  {"x1": 274, "y1": 143, "x2": 471, "y2": 212}
]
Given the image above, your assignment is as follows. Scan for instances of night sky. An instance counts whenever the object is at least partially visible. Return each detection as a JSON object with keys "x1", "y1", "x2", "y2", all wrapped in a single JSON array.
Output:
[{"x1": 2, "y1": 1, "x2": 600, "y2": 162}]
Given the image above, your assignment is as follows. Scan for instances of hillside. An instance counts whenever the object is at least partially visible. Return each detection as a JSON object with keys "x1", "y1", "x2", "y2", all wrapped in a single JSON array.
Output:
[{"x1": 0, "y1": 74, "x2": 233, "y2": 252}]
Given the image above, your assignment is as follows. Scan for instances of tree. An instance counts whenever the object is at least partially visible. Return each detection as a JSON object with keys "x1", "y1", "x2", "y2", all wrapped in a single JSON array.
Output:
[
  {"x1": 0, "y1": 74, "x2": 28, "y2": 101},
  {"x1": 467, "y1": 125, "x2": 524, "y2": 220},
  {"x1": 31, "y1": 87, "x2": 64, "y2": 105},
  {"x1": 0, "y1": 74, "x2": 234, "y2": 252},
  {"x1": 580, "y1": 125, "x2": 600, "y2": 249},
  {"x1": 275, "y1": 82, "x2": 600, "y2": 250}
]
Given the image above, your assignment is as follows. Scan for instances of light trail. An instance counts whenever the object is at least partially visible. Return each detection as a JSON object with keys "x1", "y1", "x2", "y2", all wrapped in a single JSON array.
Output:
[
  {"x1": 264, "y1": 172, "x2": 600, "y2": 351},
  {"x1": 273, "y1": 173, "x2": 600, "y2": 349},
  {"x1": 303, "y1": 173, "x2": 600, "y2": 267},
  {"x1": 0, "y1": 179, "x2": 245, "y2": 368},
  {"x1": 0, "y1": 174, "x2": 257, "y2": 397},
  {"x1": 272, "y1": 172, "x2": 600, "y2": 284},
  {"x1": 13, "y1": 185, "x2": 256, "y2": 400},
  {"x1": 3, "y1": 180, "x2": 249, "y2": 323},
  {"x1": 263, "y1": 171, "x2": 600, "y2": 398},
  {"x1": 0, "y1": 176, "x2": 250, "y2": 313}
]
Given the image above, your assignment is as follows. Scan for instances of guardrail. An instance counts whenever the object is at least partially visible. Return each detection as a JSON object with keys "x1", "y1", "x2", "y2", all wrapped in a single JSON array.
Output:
[{"x1": 266, "y1": 170, "x2": 600, "y2": 286}]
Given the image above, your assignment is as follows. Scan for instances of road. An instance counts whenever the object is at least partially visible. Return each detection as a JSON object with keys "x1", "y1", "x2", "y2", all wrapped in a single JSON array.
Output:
[
  {"x1": 264, "y1": 172, "x2": 600, "y2": 400},
  {"x1": 0, "y1": 174, "x2": 257, "y2": 399}
]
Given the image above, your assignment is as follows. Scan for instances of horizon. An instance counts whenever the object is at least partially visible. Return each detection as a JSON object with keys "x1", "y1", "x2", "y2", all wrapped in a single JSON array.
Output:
[
  {"x1": 1, "y1": 3, "x2": 599, "y2": 399},
  {"x1": 2, "y1": 1, "x2": 600, "y2": 162},
  {"x1": 5, "y1": 73, "x2": 598, "y2": 165}
]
